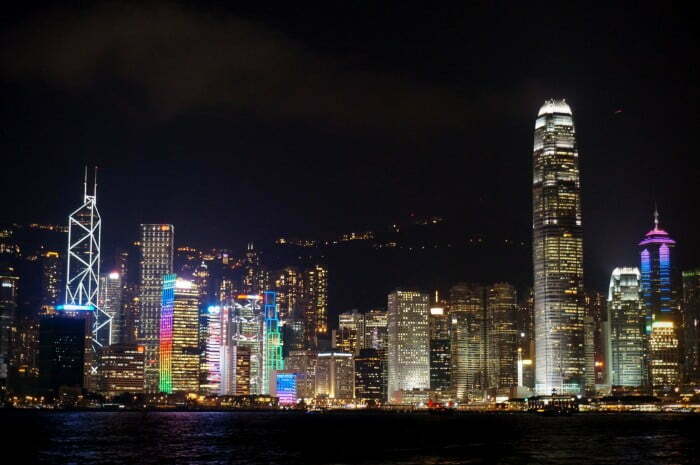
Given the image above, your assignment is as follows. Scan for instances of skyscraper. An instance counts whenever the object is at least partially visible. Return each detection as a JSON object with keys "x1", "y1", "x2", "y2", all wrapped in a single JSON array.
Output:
[
  {"x1": 639, "y1": 210, "x2": 679, "y2": 395},
  {"x1": 41, "y1": 251, "x2": 62, "y2": 309},
  {"x1": 231, "y1": 294, "x2": 263, "y2": 394},
  {"x1": 354, "y1": 348, "x2": 383, "y2": 402},
  {"x1": 387, "y1": 290, "x2": 430, "y2": 402},
  {"x1": 159, "y1": 275, "x2": 199, "y2": 394},
  {"x1": 428, "y1": 305, "x2": 451, "y2": 393},
  {"x1": 681, "y1": 269, "x2": 700, "y2": 388},
  {"x1": 532, "y1": 99, "x2": 585, "y2": 395},
  {"x1": 487, "y1": 283, "x2": 518, "y2": 390},
  {"x1": 335, "y1": 309, "x2": 364, "y2": 355},
  {"x1": 262, "y1": 291, "x2": 284, "y2": 394},
  {"x1": 302, "y1": 264, "x2": 328, "y2": 348},
  {"x1": 98, "y1": 272, "x2": 123, "y2": 346},
  {"x1": 0, "y1": 266, "x2": 19, "y2": 383},
  {"x1": 449, "y1": 283, "x2": 486, "y2": 400},
  {"x1": 606, "y1": 267, "x2": 644, "y2": 388},
  {"x1": 139, "y1": 224, "x2": 174, "y2": 393},
  {"x1": 315, "y1": 351, "x2": 354, "y2": 400}
]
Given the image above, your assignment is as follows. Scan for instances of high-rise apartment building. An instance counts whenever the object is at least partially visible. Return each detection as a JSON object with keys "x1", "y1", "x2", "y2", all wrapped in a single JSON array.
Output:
[
  {"x1": 607, "y1": 267, "x2": 645, "y2": 387},
  {"x1": 639, "y1": 211, "x2": 679, "y2": 395},
  {"x1": 681, "y1": 269, "x2": 700, "y2": 388},
  {"x1": 99, "y1": 272, "x2": 123, "y2": 346},
  {"x1": 139, "y1": 224, "x2": 174, "y2": 393},
  {"x1": 159, "y1": 275, "x2": 199, "y2": 394},
  {"x1": 532, "y1": 99, "x2": 585, "y2": 395},
  {"x1": 387, "y1": 290, "x2": 430, "y2": 402}
]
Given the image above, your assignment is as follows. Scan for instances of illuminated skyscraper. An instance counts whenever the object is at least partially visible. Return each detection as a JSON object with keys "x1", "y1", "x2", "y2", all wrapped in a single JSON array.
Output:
[
  {"x1": 242, "y1": 243, "x2": 269, "y2": 295},
  {"x1": 533, "y1": 99, "x2": 585, "y2": 395},
  {"x1": 428, "y1": 306, "x2": 451, "y2": 392},
  {"x1": 302, "y1": 265, "x2": 328, "y2": 347},
  {"x1": 449, "y1": 283, "x2": 486, "y2": 400},
  {"x1": 639, "y1": 210, "x2": 679, "y2": 394},
  {"x1": 159, "y1": 275, "x2": 199, "y2": 394},
  {"x1": 0, "y1": 267, "x2": 19, "y2": 383},
  {"x1": 41, "y1": 251, "x2": 62, "y2": 309},
  {"x1": 204, "y1": 305, "x2": 223, "y2": 394},
  {"x1": 232, "y1": 294, "x2": 263, "y2": 394},
  {"x1": 315, "y1": 351, "x2": 354, "y2": 400},
  {"x1": 274, "y1": 267, "x2": 302, "y2": 320},
  {"x1": 139, "y1": 224, "x2": 174, "y2": 393},
  {"x1": 62, "y1": 169, "x2": 110, "y2": 386},
  {"x1": 285, "y1": 349, "x2": 317, "y2": 399},
  {"x1": 487, "y1": 283, "x2": 518, "y2": 390},
  {"x1": 262, "y1": 291, "x2": 284, "y2": 394},
  {"x1": 99, "y1": 344, "x2": 144, "y2": 397},
  {"x1": 606, "y1": 267, "x2": 644, "y2": 387},
  {"x1": 387, "y1": 290, "x2": 430, "y2": 402},
  {"x1": 336, "y1": 310, "x2": 364, "y2": 355},
  {"x1": 99, "y1": 272, "x2": 123, "y2": 345},
  {"x1": 355, "y1": 348, "x2": 383, "y2": 402},
  {"x1": 681, "y1": 269, "x2": 700, "y2": 388}
]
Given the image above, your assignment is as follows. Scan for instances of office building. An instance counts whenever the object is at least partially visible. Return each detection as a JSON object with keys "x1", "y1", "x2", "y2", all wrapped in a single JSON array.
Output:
[
  {"x1": 387, "y1": 290, "x2": 430, "y2": 402},
  {"x1": 428, "y1": 305, "x2": 451, "y2": 392},
  {"x1": 99, "y1": 344, "x2": 144, "y2": 397},
  {"x1": 262, "y1": 291, "x2": 284, "y2": 394},
  {"x1": 285, "y1": 350, "x2": 317, "y2": 399},
  {"x1": 316, "y1": 351, "x2": 354, "y2": 400},
  {"x1": 139, "y1": 224, "x2": 174, "y2": 393},
  {"x1": 639, "y1": 210, "x2": 680, "y2": 395},
  {"x1": 335, "y1": 309, "x2": 364, "y2": 355},
  {"x1": 0, "y1": 267, "x2": 19, "y2": 383},
  {"x1": 38, "y1": 313, "x2": 89, "y2": 393},
  {"x1": 607, "y1": 267, "x2": 645, "y2": 387},
  {"x1": 274, "y1": 267, "x2": 302, "y2": 320},
  {"x1": 487, "y1": 283, "x2": 518, "y2": 389},
  {"x1": 354, "y1": 348, "x2": 383, "y2": 402},
  {"x1": 98, "y1": 272, "x2": 123, "y2": 345},
  {"x1": 159, "y1": 275, "x2": 200, "y2": 394},
  {"x1": 41, "y1": 251, "x2": 62, "y2": 309},
  {"x1": 681, "y1": 269, "x2": 700, "y2": 387},
  {"x1": 271, "y1": 370, "x2": 298, "y2": 406},
  {"x1": 302, "y1": 265, "x2": 328, "y2": 348},
  {"x1": 533, "y1": 99, "x2": 586, "y2": 395},
  {"x1": 232, "y1": 294, "x2": 263, "y2": 394},
  {"x1": 449, "y1": 283, "x2": 486, "y2": 400}
]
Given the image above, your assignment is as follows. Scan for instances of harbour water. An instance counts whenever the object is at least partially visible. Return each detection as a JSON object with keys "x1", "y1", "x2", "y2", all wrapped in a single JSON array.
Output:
[{"x1": 1, "y1": 411, "x2": 698, "y2": 464}]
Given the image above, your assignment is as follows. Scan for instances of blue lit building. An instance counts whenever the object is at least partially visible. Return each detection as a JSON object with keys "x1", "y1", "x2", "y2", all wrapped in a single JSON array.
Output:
[{"x1": 639, "y1": 209, "x2": 680, "y2": 394}]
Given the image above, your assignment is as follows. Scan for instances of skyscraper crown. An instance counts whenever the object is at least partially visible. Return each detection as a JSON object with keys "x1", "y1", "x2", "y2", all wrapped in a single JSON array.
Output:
[{"x1": 537, "y1": 99, "x2": 572, "y2": 116}]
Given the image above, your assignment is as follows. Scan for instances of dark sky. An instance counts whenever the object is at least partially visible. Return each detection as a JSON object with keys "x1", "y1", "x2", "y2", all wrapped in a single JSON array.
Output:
[{"x1": 1, "y1": 2, "x2": 698, "y2": 291}]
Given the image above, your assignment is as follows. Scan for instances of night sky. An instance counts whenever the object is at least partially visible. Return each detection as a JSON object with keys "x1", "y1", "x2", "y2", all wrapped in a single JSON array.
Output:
[{"x1": 1, "y1": 2, "x2": 698, "y2": 293}]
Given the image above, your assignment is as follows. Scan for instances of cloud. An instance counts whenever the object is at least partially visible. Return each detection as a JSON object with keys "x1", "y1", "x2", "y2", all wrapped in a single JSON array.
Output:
[{"x1": 1, "y1": 2, "x2": 473, "y2": 130}]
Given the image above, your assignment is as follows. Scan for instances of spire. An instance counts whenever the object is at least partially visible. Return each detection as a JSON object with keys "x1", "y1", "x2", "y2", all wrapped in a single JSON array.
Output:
[
  {"x1": 654, "y1": 204, "x2": 659, "y2": 230},
  {"x1": 93, "y1": 166, "x2": 98, "y2": 199},
  {"x1": 83, "y1": 166, "x2": 88, "y2": 201}
]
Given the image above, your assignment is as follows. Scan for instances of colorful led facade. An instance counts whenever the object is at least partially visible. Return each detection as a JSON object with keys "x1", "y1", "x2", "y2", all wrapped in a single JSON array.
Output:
[
  {"x1": 274, "y1": 371, "x2": 298, "y2": 405},
  {"x1": 607, "y1": 267, "x2": 645, "y2": 387},
  {"x1": 262, "y1": 291, "x2": 284, "y2": 394},
  {"x1": 159, "y1": 275, "x2": 199, "y2": 394},
  {"x1": 158, "y1": 274, "x2": 175, "y2": 393},
  {"x1": 139, "y1": 224, "x2": 174, "y2": 393},
  {"x1": 639, "y1": 211, "x2": 679, "y2": 394},
  {"x1": 204, "y1": 305, "x2": 222, "y2": 394},
  {"x1": 532, "y1": 99, "x2": 586, "y2": 395},
  {"x1": 232, "y1": 294, "x2": 263, "y2": 394}
]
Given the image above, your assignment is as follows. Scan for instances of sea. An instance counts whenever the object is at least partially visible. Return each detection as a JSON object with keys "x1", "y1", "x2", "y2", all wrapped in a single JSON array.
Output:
[{"x1": 1, "y1": 410, "x2": 698, "y2": 465}]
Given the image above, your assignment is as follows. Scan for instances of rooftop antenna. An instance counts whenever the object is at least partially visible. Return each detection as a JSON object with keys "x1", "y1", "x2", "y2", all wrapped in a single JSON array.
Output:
[
  {"x1": 83, "y1": 165, "x2": 88, "y2": 201},
  {"x1": 93, "y1": 166, "x2": 98, "y2": 200},
  {"x1": 654, "y1": 203, "x2": 659, "y2": 230}
]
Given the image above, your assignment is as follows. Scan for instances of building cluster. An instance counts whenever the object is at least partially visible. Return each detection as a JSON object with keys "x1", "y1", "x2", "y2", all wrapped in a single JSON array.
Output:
[{"x1": 1, "y1": 100, "x2": 699, "y2": 409}]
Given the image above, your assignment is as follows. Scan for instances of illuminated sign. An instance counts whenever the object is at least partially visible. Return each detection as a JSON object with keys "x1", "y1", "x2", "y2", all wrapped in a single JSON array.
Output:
[
  {"x1": 56, "y1": 304, "x2": 95, "y2": 311},
  {"x1": 430, "y1": 307, "x2": 444, "y2": 315}
]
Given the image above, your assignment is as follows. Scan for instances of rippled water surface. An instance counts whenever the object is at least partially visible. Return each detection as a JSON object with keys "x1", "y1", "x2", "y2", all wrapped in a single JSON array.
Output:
[{"x1": 1, "y1": 411, "x2": 698, "y2": 464}]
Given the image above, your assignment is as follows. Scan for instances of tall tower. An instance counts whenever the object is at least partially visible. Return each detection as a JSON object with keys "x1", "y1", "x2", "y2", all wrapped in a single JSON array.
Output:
[
  {"x1": 532, "y1": 99, "x2": 585, "y2": 395},
  {"x1": 607, "y1": 267, "x2": 644, "y2": 387},
  {"x1": 639, "y1": 209, "x2": 679, "y2": 394},
  {"x1": 139, "y1": 224, "x2": 174, "y2": 393},
  {"x1": 387, "y1": 290, "x2": 430, "y2": 402},
  {"x1": 61, "y1": 168, "x2": 111, "y2": 381},
  {"x1": 262, "y1": 291, "x2": 284, "y2": 394}
]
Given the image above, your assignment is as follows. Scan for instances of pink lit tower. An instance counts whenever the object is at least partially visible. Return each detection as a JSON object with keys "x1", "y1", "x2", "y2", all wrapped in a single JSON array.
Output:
[{"x1": 639, "y1": 207, "x2": 680, "y2": 395}]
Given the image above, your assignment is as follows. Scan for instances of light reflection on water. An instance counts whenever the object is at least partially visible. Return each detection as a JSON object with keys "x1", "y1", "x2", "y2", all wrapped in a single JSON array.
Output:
[{"x1": 1, "y1": 411, "x2": 698, "y2": 465}]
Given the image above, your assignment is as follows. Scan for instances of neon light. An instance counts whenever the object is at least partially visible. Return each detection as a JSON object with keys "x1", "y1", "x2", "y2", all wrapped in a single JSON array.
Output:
[
  {"x1": 276, "y1": 373, "x2": 297, "y2": 405},
  {"x1": 237, "y1": 294, "x2": 262, "y2": 300},
  {"x1": 159, "y1": 274, "x2": 176, "y2": 394},
  {"x1": 56, "y1": 304, "x2": 95, "y2": 311},
  {"x1": 652, "y1": 321, "x2": 674, "y2": 329},
  {"x1": 430, "y1": 307, "x2": 444, "y2": 315}
]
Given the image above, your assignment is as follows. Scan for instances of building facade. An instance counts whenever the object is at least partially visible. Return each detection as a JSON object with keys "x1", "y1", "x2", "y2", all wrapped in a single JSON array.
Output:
[
  {"x1": 607, "y1": 267, "x2": 645, "y2": 387},
  {"x1": 681, "y1": 269, "x2": 700, "y2": 388},
  {"x1": 99, "y1": 344, "x2": 145, "y2": 397},
  {"x1": 532, "y1": 99, "x2": 586, "y2": 395},
  {"x1": 139, "y1": 224, "x2": 174, "y2": 393},
  {"x1": 315, "y1": 351, "x2": 354, "y2": 400},
  {"x1": 99, "y1": 272, "x2": 123, "y2": 346},
  {"x1": 387, "y1": 290, "x2": 430, "y2": 402}
]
